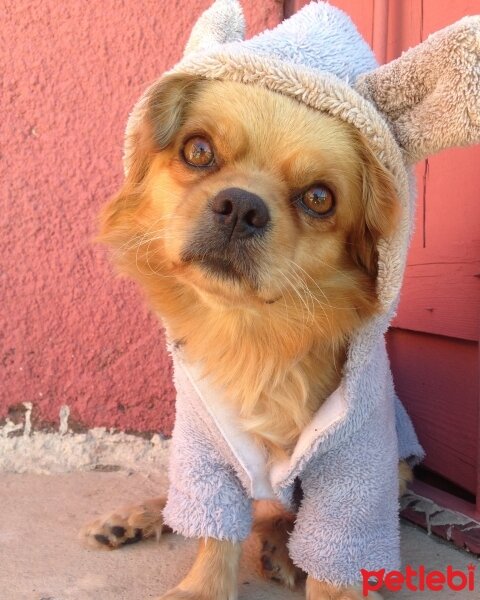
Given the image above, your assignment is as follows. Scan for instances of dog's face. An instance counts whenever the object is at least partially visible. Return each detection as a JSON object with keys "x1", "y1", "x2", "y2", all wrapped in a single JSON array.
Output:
[{"x1": 102, "y1": 76, "x2": 398, "y2": 327}]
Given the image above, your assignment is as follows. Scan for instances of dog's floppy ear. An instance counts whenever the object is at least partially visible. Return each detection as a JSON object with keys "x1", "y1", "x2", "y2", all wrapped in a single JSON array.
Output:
[
  {"x1": 123, "y1": 73, "x2": 206, "y2": 177},
  {"x1": 146, "y1": 73, "x2": 207, "y2": 150},
  {"x1": 348, "y1": 136, "x2": 400, "y2": 279},
  {"x1": 355, "y1": 17, "x2": 480, "y2": 163},
  {"x1": 183, "y1": 0, "x2": 245, "y2": 56},
  {"x1": 100, "y1": 74, "x2": 203, "y2": 244}
]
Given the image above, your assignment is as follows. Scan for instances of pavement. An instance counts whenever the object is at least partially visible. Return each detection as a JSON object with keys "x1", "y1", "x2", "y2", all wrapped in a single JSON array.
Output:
[{"x1": 1, "y1": 471, "x2": 478, "y2": 600}]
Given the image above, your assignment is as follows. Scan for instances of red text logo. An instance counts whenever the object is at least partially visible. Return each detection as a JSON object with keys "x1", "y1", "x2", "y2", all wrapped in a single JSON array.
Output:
[{"x1": 361, "y1": 565, "x2": 476, "y2": 596}]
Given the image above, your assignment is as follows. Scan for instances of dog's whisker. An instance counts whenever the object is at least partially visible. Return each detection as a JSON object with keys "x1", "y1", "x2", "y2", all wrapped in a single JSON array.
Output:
[
  {"x1": 285, "y1": 262, "x2": 332, "y2": 336},
  {"x1": 119, "y1": 214, "x2": 185, "y2": 251},
  {"x1": 278, "y1": 268, "x2": 312, "y2": 330},
  {"x1": 118, "y1": 223, "x2": 183, "y2": 256},
  {"x1": 284, "y1": 265, "x2": 316, "y2": 315},
  {"x1": 286, "y1": 259, "x2": 332, "y2": 308},
  {"x1": 285, "y1": 259, "x2": 365, "y2": 310},
  {"x1": 309, "y1": 256, "x2": 361, "y2": 284}
]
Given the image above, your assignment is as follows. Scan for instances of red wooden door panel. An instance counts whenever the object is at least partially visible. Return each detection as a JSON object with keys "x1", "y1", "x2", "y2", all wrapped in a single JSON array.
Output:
[
  {"x1": 389, "y1": 0, "x2": 480, "y2": 502},
  {"x1": 291, "y1": 0, "x2": 480, "y2": 505},
  {"x1": 387, "y1": 330, "x2": 478, "y2": 494},
  {"x1": 393, "y1": 0, "x2": 480, "y2": 342}
]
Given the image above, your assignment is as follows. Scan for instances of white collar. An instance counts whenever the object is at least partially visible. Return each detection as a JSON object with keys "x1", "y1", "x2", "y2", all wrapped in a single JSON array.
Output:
[{"x1": 176, "y1": 355, "x2": 347, "y2": 498}]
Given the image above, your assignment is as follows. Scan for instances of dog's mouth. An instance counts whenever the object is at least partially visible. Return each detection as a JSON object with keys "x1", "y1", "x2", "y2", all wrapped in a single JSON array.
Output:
[
  {"x1": 197, "y1": 256, "x2": 243, "y2": 281},
  {"x1": 179, "y1": 249, "x2": 281, "y2": 305},
  {"x1": 181, "y1": 248, "x2": 257, "y2": 285}
]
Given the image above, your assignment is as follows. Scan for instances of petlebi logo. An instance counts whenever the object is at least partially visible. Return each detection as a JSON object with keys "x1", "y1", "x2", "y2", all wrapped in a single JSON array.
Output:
[{"x1": 361, "y1": 564, "x2": 477, "y2": 596}]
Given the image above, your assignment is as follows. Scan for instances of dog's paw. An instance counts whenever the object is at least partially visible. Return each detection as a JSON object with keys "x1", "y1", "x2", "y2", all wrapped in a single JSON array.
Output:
[
  {"x1": 80, "y1": 496, "x2": 169, "y2": 550},
  {"x1": 255, "y1": 516, "x2": 305, "y2": 589}
]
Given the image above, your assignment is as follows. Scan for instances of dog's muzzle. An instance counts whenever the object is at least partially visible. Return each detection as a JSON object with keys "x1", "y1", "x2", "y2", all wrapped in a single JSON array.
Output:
[
  {"x1": 181, "y1": 187, "x2": 270, "y2": 284},
  {"x1": 210, "y1": 187, "x2": 270, "y2": 240}
]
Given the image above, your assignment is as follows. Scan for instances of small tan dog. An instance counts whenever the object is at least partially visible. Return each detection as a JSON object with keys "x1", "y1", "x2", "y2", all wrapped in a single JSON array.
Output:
[
  {"x1": 82, "y1": 0, "x2": 480, "y2": 596},
  {"x1": 82, "y1": 76, "x2": 410, "y2": 599}
]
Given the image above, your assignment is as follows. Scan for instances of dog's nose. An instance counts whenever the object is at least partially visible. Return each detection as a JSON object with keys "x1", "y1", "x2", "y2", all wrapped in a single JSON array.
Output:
[{"x1": 211, "y1": 188, "x2": 270, "y2": 239}]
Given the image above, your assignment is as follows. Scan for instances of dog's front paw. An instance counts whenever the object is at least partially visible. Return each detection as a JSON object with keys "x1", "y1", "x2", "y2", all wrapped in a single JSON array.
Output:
[
  {"x1": 306, "y1": 578, "x2": 383, "y2": 600},
  {"x1": 80, "y1": 496, "x2": 168, "y2": 550},
  {"x1": 255, "y1": 516, "x2": 305, "y2": 588}
]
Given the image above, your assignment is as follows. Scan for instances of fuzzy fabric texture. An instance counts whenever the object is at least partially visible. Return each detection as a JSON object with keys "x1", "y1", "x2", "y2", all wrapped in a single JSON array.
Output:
[
  {"x1": 121, "y1": 0, "x2": 479, "y2": 587},
  {"x1": 183, "y1": 0, "x2": 245, "y2": 56},
  {"x1": 356, "y1": 16, "x2": 480, "y2": 164},
  {"x1": 164, "y1": 342, "x2": 424, "y2": 585}
]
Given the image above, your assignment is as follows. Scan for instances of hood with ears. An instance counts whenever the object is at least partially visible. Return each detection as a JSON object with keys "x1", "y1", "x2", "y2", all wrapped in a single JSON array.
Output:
[{"x1": 124, "y1": 0, "x2": 480, "y2": 326}]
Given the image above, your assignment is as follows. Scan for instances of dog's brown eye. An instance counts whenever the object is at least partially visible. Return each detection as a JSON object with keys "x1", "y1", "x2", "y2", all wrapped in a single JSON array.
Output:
[
  {"x1": 182, "y1": 136, "x2": 214, "y2": 167},
  {"x1": 301, "y1": 185, "x2": 335, "y2": 216}
]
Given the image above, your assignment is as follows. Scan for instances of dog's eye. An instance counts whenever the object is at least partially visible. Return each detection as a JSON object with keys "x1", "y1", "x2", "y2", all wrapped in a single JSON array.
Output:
[
  {"x1": 182, "y1": 136, "x2": 215, "y2": 167},
  {"x1": 300, "y1": 185, "x2": 335, "y2": 217}
]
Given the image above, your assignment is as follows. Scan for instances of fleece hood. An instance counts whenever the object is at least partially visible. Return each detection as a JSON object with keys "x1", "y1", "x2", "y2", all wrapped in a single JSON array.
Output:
[
  {"x1": 125, "y1": 0, "x2": 480, "y2": 320},
  {"x1": 120, "y1": 0, "x2": 480, "y2": 586}
]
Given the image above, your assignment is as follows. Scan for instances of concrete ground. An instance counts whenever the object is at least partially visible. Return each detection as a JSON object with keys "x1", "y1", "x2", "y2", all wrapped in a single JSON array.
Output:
[{"x1": 1, "y1": 471, "x2": 478, "y2": 600}]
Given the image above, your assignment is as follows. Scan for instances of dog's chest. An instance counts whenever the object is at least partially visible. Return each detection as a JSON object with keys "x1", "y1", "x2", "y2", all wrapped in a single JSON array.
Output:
[{"x1": 173, "y1": 350, "x2": 347, "y2": 500}]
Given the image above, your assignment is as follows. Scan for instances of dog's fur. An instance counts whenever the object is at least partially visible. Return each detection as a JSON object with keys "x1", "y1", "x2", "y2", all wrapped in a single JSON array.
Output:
[{"x1": 86, "y1": 77, "x2": 407, "y2": 599}]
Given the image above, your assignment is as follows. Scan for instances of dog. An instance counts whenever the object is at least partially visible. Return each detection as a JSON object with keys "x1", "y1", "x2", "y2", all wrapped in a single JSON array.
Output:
[{"x1": 81, "y1": 75, "x2": 413, "y2": 600}]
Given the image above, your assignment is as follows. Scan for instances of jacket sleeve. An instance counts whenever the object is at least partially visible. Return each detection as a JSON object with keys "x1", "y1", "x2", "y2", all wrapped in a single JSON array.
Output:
[
  {"x1": 287, "y1": 396, "x2": 401, "y2": 586},
  {"x1": 162, "y1": 359, "x2": 253, "y2": 542},
  {"x1": 393, "y1": 389, "x2": 425, "y2": 465}
]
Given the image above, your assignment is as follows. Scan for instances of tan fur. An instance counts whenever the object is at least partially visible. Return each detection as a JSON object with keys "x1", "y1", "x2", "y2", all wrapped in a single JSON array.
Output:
[
  {"x1": 161, "y1": 538, "x2": 241, "y2": 600},
  {"x1": 398, "y1": 458, "x2": 414, "y2": 496},
  {"x1": 100, "y1": 77, "x2": 398, "y2": 458},
  {"x1": 97, "y1": 78, "x2": 400, "y2": 598}
]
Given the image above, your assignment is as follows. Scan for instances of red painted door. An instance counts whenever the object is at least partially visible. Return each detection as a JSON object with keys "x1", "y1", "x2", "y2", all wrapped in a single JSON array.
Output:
[
  {"x1": 292, "y1": 0, "x2": 480, "y2": 510},
  {"x1": 386, "y1": 0, "x2": 480, "y2": 511}
]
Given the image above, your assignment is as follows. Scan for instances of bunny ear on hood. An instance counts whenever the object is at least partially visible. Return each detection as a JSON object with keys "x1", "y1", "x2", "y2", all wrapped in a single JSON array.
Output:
[
  {"x1": 183, "y1": 0, "x2": 245, "y2": 56},
  {"x1": 356, "y1": 16, "x2": 480, "y2": 164}
]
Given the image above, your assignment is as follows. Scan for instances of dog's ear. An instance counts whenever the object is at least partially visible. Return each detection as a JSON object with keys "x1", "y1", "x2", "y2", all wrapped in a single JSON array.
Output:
[
  {"x1": 146, "y1": 73, "x2": 207, "y2": 150},
  {"x1": 348, "y1": 136, "x2": 400, "y2": 279},
  {"x1": 100, "y1": 74, "x2": 203, "y2": 245},
  {"x1": 122, "y1": 73, "x2": 206, "y2": 177}
]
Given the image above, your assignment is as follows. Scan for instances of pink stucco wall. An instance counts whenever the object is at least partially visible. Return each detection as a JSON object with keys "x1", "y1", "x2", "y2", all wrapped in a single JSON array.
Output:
[{"x1": 1, "y1": 1, "x2": 283, "y2": 434}]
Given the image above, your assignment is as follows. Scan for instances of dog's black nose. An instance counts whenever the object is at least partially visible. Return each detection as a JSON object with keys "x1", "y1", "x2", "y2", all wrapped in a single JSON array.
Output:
[{"x1": 211, "y1": 188, "x2": 270, "y2": 239}]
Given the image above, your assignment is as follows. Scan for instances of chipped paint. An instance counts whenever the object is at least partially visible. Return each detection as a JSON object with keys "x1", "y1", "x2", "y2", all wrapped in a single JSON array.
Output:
[
  {"x1": 401, "y1": 492, "x2": 480, "y2": 556},
  {"x1": 401, "y1": 492, "x2": 474, "y2": 535},
  {"x1": 59, "y1": 405, "x2": 70, "y2": 435},
  {"x1": 0, "y1": 404, "x2": 169, "y2": 474}
]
